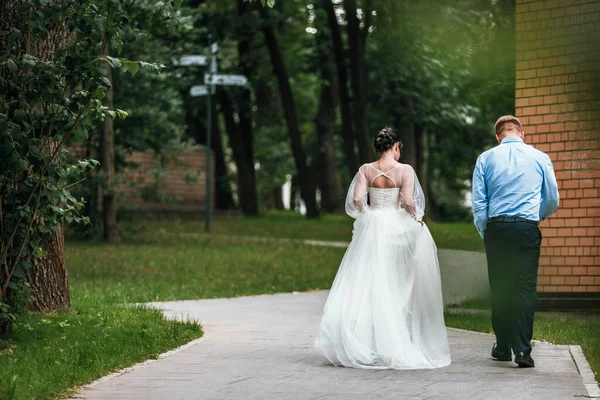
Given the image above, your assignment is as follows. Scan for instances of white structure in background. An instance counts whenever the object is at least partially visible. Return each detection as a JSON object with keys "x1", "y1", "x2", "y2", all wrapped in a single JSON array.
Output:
[
  {"x1": 462, "y1": 180, "x2": 473, "y2": 208},
  {"x1": 281, "y1": 174, "x2": 314, "y2": 215},
  {"x1": 282, "y1": 175, "x2": 292, "y2": 210},
  {"x1": 295, "y1": 191, "x2": 306, "y2": 215}
]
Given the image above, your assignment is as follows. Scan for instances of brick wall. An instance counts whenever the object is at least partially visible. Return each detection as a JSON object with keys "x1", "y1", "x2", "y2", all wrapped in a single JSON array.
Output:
[
  {"x1": 70, "y1": 146, "x2": 215, "y2": 212},
  {"x1": 515, "y1": 0, "x2": 600, "y2": 294},
  {"x1": 118, "y1": 149, "x2": 215, "y2": 212}
]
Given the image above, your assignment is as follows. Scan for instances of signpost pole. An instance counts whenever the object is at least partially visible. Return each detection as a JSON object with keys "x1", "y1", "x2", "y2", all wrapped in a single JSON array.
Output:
[{"x1": 205, "y1": 35, "x2": 215, "y2": 232}]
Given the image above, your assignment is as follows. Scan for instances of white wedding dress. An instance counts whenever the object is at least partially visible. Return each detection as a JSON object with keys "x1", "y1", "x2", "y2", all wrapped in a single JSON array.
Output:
[{"x1": 314, "y1": 163, "x2": 451, "y2": 370}]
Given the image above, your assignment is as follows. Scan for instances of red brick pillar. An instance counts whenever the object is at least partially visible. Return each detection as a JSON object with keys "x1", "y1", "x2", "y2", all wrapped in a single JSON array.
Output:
[{"x1": 515, "y1": 0, "x2": 600, "y2": 304}]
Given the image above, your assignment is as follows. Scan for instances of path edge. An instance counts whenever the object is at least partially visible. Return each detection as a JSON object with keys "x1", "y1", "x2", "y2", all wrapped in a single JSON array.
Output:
[
  {"x1": 69, "y1": 317, "x2": 205, "y2": 398},
  {"x1": 569, "y1": 345, "x2": 600, "y2": 400}
]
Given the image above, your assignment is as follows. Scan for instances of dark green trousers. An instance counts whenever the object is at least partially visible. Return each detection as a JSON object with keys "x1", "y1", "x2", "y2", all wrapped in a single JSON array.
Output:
[{"x1": 484, "y1": 221, "x2": 541, "y2": 355}]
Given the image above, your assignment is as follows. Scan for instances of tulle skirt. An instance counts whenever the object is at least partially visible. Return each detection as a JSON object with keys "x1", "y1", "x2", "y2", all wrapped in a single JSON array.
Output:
[{"x1": 314, "y1": 209, "x2": 451, "y2": 370}]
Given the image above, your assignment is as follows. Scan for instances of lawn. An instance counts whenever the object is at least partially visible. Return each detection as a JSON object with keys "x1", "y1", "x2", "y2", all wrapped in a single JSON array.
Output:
[
  {"x1": 446, "y1": 298, "x2": 600, "y2": 384},
  {"x1": 0, "y1": 305, "x2": 201, "y2": 400},
  {"x1": 122, "y1": 211, "x2": 485, "y2": 252},
  {"x1": 69, "y1": 233, "x2": 346, "y2": 305},
  {"x1": 0, "y1": 219, "x2": 347, "y2": 400},
  {"x1": 9, "y1": 213, "x2": 588, "y2": 399}
]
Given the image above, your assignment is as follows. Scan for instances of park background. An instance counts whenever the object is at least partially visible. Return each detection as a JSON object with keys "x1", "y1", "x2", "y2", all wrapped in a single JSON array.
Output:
[{"x1": 0, "y1": 0, "x2": 599, "y2": 398}]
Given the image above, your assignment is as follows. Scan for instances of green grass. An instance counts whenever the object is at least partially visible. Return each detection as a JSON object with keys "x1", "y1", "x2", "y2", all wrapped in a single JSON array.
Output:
[
  {"x1": 0, "y1": 306, "x2": 201, "y2": 400},
  {"x1": 0, "y1": 213, "x2": 485, "y2": 399},
  {"x1": 69, "y1": 233, "x2": 346, "y2": 304},
  {"x1": 121, "y1": 211, "x2": 485, "y2": 252},
  {"x1": 445, "y1": 300, "x2": 600, "y2": 384},
  {"x1": 1, "y1": 225, "x2": 346, "y2": 400}
]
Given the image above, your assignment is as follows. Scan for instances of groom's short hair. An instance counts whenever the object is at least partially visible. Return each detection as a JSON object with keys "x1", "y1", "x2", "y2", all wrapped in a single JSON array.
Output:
[{"x1": 494, "y1": 115, "x2": 523, "y2": 135}]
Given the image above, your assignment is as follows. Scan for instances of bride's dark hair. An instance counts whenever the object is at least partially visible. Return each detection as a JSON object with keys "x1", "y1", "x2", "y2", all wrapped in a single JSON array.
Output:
[{"x1": 374, "y1": 126, "x2": 403, "y2": 154}]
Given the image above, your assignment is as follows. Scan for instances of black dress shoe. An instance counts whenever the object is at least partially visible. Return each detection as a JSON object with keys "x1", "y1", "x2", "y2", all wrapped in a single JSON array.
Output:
[
  {"x1": 514, "y1": 352, "x2": 535, "y2": 368},
  {"x1": 491, "y1": 344, "x2": 512, "y2": 361}
]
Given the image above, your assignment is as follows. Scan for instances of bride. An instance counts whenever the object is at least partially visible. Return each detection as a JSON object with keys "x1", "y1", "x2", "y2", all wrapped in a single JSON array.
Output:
[{"x1": 314, "y1": 127, "x2": 451, "y2": 370}]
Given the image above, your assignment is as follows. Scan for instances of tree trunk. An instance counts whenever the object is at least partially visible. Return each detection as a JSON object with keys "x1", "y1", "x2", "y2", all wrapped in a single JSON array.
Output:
[
  {"x1": 261, "y1": 10, "x2": 319, "y2": 218},
  {"x1": 397, "y1": 98, "x2": 416, "y2": 168},
  {"x1": 219, "y1": 89, "x2": 260, "y2": 216},
  {"x1": 272, "y1": 187, "x2": 284, "y2": 210},
  {"x1": 415, "y1": 125, "x2": 429, "y2": 196},
  {"x1": 237, "y1": 0, "x2": 257, "y2": 175},
  {"x1": 101, "y1": 42, "x2": 120, "y2": 244},
  {"x1": 344, "y1": 0, "x2": 371, "y2": 164},
  {"x1": 222, "y1": 0, "x2": 260, "y2": 216},
  {"x1": 211, "y1": 103, "x2": 235, "y2": 210},
  {"x1": 315, "y1": 7, "x2": 344, "y2": 213},
  {"x1": 321, "y1": 0, "x2": 357, "y2": 176},
  {"x1": 415, "y1": 124, "x2": 437, "y2": 220},
  {"x1": 401, "y1": 122, "x2": 417, "y2": 168},
  {"x1": 82, "y1": 135, "x2": 100, "y2": 235},
  {"x1": 0, "y1": 2, "x2": 72, "y2": 311},
  {"x1": 26, "y1": 136, "x2": 72, "y2": 311},
  {"x1": 27, "y1": 226, "x2": 70, "y2": 311}
]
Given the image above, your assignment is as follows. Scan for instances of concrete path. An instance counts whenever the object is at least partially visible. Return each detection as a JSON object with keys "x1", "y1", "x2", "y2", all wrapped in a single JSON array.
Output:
[{"x1": 73, "y1": 291, "x2": 596, "y2": 400}]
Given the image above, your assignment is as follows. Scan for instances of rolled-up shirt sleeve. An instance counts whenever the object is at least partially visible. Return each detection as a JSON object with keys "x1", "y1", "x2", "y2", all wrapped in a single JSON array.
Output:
[
  {"x1": 539, "y1": 154, "x2": 560, "y2": 221},
  {"x1": 472, "y1": 155, "x2": 489, "y2": 239}
]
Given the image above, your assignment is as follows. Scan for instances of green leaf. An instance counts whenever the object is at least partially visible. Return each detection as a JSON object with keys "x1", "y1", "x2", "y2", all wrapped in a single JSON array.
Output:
[
  {"x1": 104, "y1": 55, "x2": 122, "y2": 69},
  {"x1": 34, "y1": 246, "x2": 48, "y2": 258},
  {"x1": 116, "y1": 109, "x2": 128, "y2": 119},
  {"x1": 14, "y1": 109, "x2": 26, "y2": 120},
  {"x1": 139, "y1": 61, "x2": 164, "y2": 74},
  {"x1": 122, "y1": 60, "x2": 139, "y2": 77},
  {"x1": 6, "y1": 58, "x2": 18, "y2": 73},
  {"x1": 100, "y1": 76, "x2": 112, "y2": 88}
]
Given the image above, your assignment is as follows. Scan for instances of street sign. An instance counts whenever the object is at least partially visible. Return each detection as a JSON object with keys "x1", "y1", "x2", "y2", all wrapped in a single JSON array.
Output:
[
  {"x1": 174, "y1": 37, "x2": 246, "y2": 233},
  {"x1": 190, "y1": 85, "x2": 208, "y2": 96},
  {"x1": 204, "y1": 74, "x2": 248, "y2": 86},
  {"x1": 174, "y1": 55, "x2": 207, "y2": 66}
]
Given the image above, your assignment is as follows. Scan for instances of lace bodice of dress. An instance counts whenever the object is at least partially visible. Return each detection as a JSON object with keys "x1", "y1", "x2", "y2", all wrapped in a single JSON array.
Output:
[
  {"x1": 345, "y1": 163, "x2": 426, "y2": 220},
  {"x1": 368, "y1": 188, "x2": 400, "y2": 211}
]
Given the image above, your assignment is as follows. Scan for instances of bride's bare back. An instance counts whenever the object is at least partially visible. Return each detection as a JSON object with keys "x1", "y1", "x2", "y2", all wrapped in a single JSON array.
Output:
[{"x1": 368, "y1": 162, "x2": 403, "y2": 189}]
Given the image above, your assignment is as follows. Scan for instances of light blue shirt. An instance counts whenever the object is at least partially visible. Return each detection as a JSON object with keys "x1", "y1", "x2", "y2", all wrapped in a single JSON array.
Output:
[{"x1": 472, "y1": 136, "x2": 559, "y2": 239}]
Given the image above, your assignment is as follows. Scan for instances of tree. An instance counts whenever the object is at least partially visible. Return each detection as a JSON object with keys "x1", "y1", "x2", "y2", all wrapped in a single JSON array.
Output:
[
  {"x1": 195, "y1": 0, "x2": 260, "y2": 215},
  {"x1": 219, "y1": 87, "x2": 260, "y2": 215},
  {"x1": 368, "y1": 0, "x2": 515, "y2": 220},
  {"x1": 0, "y1": 0, "x2": 175, "y2": 331},
  {"x1": 233, "y1": 0, "x2": 260, "y2": 215},
  {"x1": 101, "y1": 40, "x2": 120, "y2": 244},
  {"x1": 344, "y1": 0, "x2": 373, "y2": 164},
  {"x1": 1, "y1": 0, "x2": 91, "y2": 318},
  {"x1": 314, "y1": 5, "x2": 344, "y2": 212},
  {"x1": 261, "y1": 7, "x2": 319, "y2": 218},
  {"x1": 320, "y1": 0, "x2": 357, "y2": 176}
]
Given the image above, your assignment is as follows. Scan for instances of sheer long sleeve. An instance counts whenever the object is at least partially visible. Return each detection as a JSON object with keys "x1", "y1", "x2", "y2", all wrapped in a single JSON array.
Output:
[
  {"x1": 345, "y1": 167, "x2": 369, "y2": 219},
  {"x1": 400, "y1": 166, "x2": 425, "y2": 221}
]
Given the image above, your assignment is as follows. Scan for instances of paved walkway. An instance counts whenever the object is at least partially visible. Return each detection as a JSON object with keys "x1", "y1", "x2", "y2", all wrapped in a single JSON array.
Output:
[{"x1": 73, "y1": 291, "x2": 596, "y2": 400}]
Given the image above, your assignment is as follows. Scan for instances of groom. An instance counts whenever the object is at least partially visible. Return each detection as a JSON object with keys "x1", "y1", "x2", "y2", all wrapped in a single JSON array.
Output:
[{"x1": 472, "y1": 115, "x2": 559, "y2": 368}]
